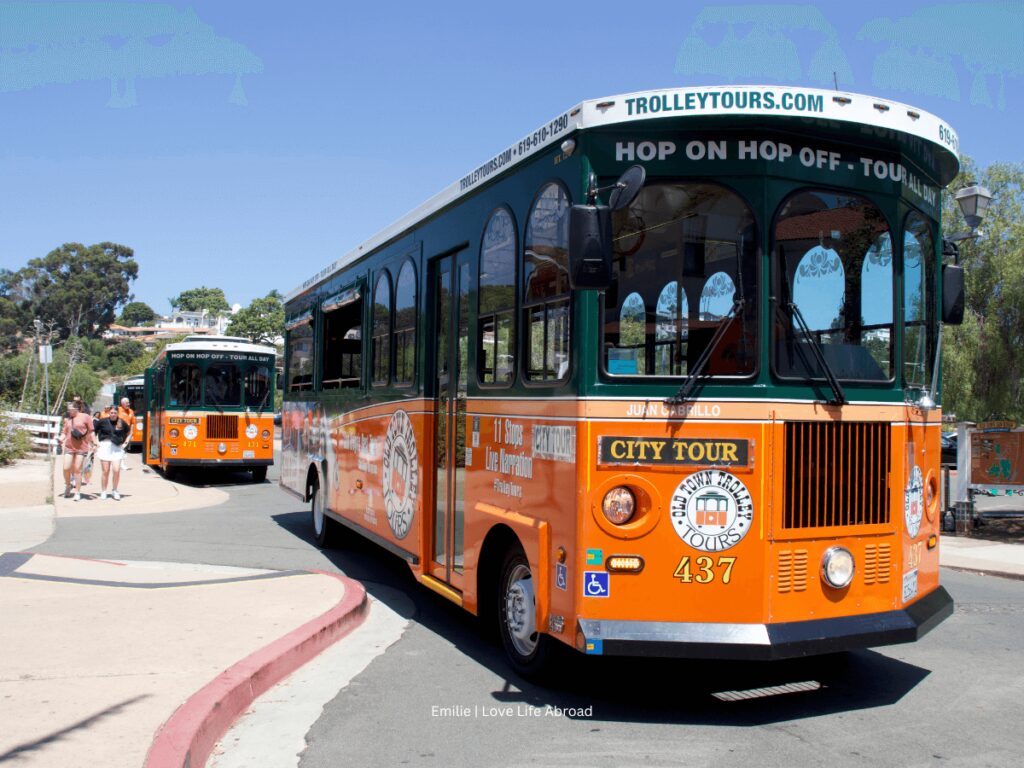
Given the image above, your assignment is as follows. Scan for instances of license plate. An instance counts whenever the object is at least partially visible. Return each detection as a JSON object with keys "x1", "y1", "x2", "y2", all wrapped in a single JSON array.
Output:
[
  {"x1": 902, "y1": 569, "x2": 919, "y2": 602},
  {"x1": 243, "y1": 450, "x2": 255, "y2": 459}
]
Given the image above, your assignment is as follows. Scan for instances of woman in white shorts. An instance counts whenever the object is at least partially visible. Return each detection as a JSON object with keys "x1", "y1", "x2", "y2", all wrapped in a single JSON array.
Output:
[{"x1": 93, "y1": 405, "x2": 130, "y2": 500}]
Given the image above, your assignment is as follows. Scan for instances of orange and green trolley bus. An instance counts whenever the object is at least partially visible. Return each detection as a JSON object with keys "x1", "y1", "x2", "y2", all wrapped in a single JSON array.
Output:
[
  {"x1": 144, "y1": 335, "x2": 276, "y2": 481},
  {"x1": 281, "y1": 85, "x2": 965, "y2": 676},
  {"x1": 114, "y1": 375, "x2": 146, "y2": 451}
]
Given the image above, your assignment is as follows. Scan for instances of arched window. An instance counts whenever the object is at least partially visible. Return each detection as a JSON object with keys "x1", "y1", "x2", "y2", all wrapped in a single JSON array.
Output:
[
  {"x1": 700, "y1": 272, "x2": 738, "y2": 321},
  {"x1": 611, "y1": 292, "x2": 646, "y2": 375},
  {"x1": 903, "y1": 212, "x2": 935, "y2": 387},
  {"x1": 393, "y1": 260, "x2": 417, "y2": 386},
  {"x1": 372, "y1": 271, "x2": 392, "y2": 385},
  {"x1": 773, "y1": 189, "x2": 892, "y2": 381},
  {"x1": 478, "y1": 207, "x2": 516, "y2": 385},
  {"x1": 655, "y1": 281, "x2": 688, "y2": 375},
  {"x1": 524, "y1": 182, "x2": 571, "y2": 381}
]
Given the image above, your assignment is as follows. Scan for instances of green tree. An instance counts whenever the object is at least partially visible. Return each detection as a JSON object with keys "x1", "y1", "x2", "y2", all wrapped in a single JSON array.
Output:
[
  {"x1": 171, "y1": 286, "x2": 230, "y2": 314},
  {"x1": 118, "y1": 301, "x2": 156, "y2": 326},
  {"x1": 942, "y1": 160, "x2": 1024, "y2": 422},
  {"x1": 0, "y1": 269, "x2": 27, "y2": 353},
  {"x1": 14, "y1": 242, "x2": 138, "y2": 339},
  {"x1": 227, "y1": 290, "x2": 284, "y2": 345},
  {"x1": 107, "y1": 340, "x2": 148, "y2": 376}
]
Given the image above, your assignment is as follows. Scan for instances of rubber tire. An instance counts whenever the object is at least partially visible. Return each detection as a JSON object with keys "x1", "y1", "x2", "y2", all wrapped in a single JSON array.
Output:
[
  {"x1": 497, "y1": 546, "x2": 556, "y2": 680},
  {"x1": 310, "y1": 480, "x2": 336, "y2": 548},
  {"x1": 163, "y1": 464, "x2": 177, "y2": 481},
  {"x1": 251, "y1": 466, "x2": 267, "y2": 483}
]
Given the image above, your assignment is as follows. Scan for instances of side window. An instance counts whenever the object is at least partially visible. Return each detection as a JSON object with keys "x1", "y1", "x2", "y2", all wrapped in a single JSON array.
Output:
[
  {"x1": 903, "y1": 212, "x2": 935, "y2": 387},
  {"x1": 245, "y1": 365, "x2": 272, "y2": 408},
  {"x1": 170, "y1": 363, "x2": 202, "y2": 406},
  {"x1": 394, "y1": 260, "x2": 417, "y2": 386},
  {"x1": 478, "y1": 207, "x2": 516, "y2": 385},
  {"x1": 524, "y1": 182, "x2": 571, "y2": 381},
  {"x1": 286, "y1": 322, "x2": 314, "y2": 391},
  {"x1": 321, "y1": 287, "x2": 363, "y2": 389},
  {"x1": 372, "y1": 271, "x2": 392, "y2": 386}
]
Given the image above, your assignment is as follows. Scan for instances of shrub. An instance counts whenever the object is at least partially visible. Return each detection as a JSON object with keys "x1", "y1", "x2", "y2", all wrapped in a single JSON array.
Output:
[{"x1": 0, "y1": 409, "x2": 31, "y2": 465}]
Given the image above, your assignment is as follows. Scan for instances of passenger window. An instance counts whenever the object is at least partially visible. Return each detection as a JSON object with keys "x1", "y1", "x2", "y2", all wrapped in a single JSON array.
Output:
[
  {"x1": 524, "y1": 182, "x2": 571, "y2": 381},
  {"x1": 321, "y1": 287, "x2": 363, "y2": 389},
  {"x1": 286, "y1": 323, "x2": 314, "y2": 391},
  {"x1": 394, "y1": 260, "x2": 417, "y2": 386},
  {"x1": 903, "y1": 212, "x2": 935, "y2": 387},
  {"x1": 478, "y1": 207, "x2": 516, "y2": 385},
  {"x1": 372, "y1": 271, "x2": 392, "y2": 386}
]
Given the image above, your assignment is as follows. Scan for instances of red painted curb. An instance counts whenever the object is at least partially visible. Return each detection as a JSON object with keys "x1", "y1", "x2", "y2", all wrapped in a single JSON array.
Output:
[{"x1": 143, "y1": 570, "x2": 368, "y2": 768}]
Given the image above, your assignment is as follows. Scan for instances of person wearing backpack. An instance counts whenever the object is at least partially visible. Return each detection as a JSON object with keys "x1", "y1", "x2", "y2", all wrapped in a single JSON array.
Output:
[{"x1": 61, "y1": 401, "x2": 94, "y2": 501}]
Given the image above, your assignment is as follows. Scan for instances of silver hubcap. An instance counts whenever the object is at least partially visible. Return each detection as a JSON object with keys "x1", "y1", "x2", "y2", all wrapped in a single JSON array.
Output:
[
  {"x1": 504, "y1": 563, "x2": 537, "y2": 657},
  {"x1": 312, "y1": 488, "x2": 324, "y2": 535}
]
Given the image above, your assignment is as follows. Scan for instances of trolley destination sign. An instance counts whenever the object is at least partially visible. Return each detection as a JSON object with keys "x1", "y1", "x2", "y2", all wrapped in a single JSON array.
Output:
[{"x1": 597, "y1": 437, "x2": 750, "y2": 467}]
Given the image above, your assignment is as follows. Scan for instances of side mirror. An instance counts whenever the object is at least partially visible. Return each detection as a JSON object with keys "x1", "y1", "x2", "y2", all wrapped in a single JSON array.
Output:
[
  {"x1": 569, "y1": 204, "x2": 612, "y2": 289},
  {"x1": 942, "y1": 264, "x2": 965, "y2": 325},
  {"x1": 569, "y1": 165, "x2": 646, "y2": 290}
]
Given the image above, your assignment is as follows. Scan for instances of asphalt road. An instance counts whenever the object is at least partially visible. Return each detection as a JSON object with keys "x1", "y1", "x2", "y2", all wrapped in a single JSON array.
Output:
[{"x1": 37, "y1": 462, "x2": 1024, "y2": 768}]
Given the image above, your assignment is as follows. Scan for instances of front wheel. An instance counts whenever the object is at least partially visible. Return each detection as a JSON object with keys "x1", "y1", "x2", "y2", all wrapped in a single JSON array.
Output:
[
  {"x1": 251, "y1": 466, "x2": 267, "y2": 483},
  {"x1": 310, "y1": 479, "x2": 336, "y2": 547},
  {"x1": 497, "y1": 547, "x2": 556, "y2": 680}
]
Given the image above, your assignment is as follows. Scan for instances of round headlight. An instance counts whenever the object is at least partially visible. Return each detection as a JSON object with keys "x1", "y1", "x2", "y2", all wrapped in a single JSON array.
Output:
[
  {"x1": 821, "y1": 547, "x2": 855, "y2": 589},
  {"x1": 602, "y1": 486, "x2": 636, "y2": 525},
  {"x1": 261, "y1": 429, "x2": 271, "y2": 440},
  {"x1": 217, "y1": 442, "x2": 227, "y2": 455},
  {"x1": 169, "y1": 428, "x2": 179, "y2": 438}
]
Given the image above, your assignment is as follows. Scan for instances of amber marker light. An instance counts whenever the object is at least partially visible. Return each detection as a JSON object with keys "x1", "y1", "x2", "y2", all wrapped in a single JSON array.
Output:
[
  {"x1": 602, "y1": 487, "x2": 635, "y2": 525},
  {"x1": 606, "y1": 555, "x2": 644, "y2": 573},
  {"x1": 927, "y1": 535, "x2": 938, "y2": 550}
]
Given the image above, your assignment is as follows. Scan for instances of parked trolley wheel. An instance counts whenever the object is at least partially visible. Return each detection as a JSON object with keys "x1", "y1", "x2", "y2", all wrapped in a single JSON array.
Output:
[
  {"x1": 310, "y1": 478, "x2": 335, "y2": 547},
  {"x1": 251, "y1": 466, "x2": 267, "y2": 483},
  {"x1": 497, "y1": 546, "x2": 556, "y2": 679}
]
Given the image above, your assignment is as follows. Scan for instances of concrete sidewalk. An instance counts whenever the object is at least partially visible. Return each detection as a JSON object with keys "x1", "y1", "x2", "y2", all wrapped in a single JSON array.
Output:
[{"x1": 0, "y1": 455, "x2": 368, "y2": 768}]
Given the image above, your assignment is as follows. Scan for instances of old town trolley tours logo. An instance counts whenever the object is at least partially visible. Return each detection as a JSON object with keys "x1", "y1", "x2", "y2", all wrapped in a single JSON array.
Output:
[
  {"x1": 669, "y1": 469, "x2": 753, "y2": 552},
  {"x1": 382, "y1": 409, "x2": 419, "y2": 539}
]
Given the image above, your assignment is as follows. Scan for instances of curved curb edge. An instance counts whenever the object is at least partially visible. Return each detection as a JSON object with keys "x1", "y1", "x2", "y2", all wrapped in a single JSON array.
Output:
[{"x1": 143, "y1": 570, "x2": 369, "y2": 768}]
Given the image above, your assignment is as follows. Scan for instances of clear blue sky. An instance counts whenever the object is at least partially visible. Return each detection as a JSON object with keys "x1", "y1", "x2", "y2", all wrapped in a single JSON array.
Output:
[{"x1": 1, "y1": 0, "x2": 1020, "y2": 314}]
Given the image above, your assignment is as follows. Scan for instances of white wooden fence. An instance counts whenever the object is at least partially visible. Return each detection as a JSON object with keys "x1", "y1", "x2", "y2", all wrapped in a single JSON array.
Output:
[{"x1": 3, "y1": 410, "x2": 62, "y2": 453}]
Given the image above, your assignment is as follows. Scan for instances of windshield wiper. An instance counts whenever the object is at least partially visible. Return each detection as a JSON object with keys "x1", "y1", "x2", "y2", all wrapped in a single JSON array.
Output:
[
  {"x1": 668, "y1": 297, "x2": 744, "y2": 405},
  {"x1": 785, "y1": 300, "x2": 846, "y2": 405}
]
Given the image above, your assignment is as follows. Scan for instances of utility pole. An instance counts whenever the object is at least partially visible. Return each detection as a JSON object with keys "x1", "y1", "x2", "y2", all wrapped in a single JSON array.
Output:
[{"x1": 33, "y1": 320, "x2": 54, "y2": 457}]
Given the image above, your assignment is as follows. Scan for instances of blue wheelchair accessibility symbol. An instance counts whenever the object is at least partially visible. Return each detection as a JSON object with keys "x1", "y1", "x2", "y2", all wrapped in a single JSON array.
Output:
[{"x1": 583, "y1": 571, "x2": 610, "y2": 598}]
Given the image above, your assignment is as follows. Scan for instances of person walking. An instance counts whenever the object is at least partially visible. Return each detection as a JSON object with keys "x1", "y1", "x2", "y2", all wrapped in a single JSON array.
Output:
[
  {"x1": 61, "y1": 402, "x2": 94, "y2": 501},
  {"x1": 94, "y1": 405, "x2": 130, "y2": 500},
  {"x1": 117, "y1": 396, "x2": 135, "y2": 471}
]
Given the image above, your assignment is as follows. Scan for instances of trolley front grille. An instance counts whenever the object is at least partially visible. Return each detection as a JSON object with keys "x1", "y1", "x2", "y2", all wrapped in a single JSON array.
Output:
[
  {"x1": 783, "y1": 421, "x2": 890, "y2": 529},
  {"x1": 206, "y1": 415, "x2": 238, "y2": 440}
]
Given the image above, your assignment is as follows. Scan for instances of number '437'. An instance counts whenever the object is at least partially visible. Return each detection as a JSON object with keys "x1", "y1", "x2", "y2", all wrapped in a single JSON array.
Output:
[{"x1": 673, "y1": 556, "x2": 736, "y2": 584}]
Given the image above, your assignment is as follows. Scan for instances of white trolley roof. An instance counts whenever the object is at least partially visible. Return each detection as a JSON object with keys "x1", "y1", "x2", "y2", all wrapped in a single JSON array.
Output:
[
  {"x1": 163, "y1": 335, "x2": 276, "y2": 357},
  {"x1": 286, "y1": 84, "x2": 961, "y2": 302}
]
